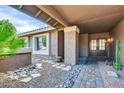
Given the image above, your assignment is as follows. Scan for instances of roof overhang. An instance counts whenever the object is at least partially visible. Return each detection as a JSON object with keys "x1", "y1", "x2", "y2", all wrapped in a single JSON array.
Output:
[
  {"x1": 18, "y1": 27, "x2": 55, "y2": 37},
  {"x1": 10, "y1": 5, "x2": 69, "y2": 29}
]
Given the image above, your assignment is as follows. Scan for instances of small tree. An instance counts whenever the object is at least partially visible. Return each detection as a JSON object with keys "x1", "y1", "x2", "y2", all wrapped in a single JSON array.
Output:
[{"x1": 0, "y1": 20, "x2": 25, "y2": 55}]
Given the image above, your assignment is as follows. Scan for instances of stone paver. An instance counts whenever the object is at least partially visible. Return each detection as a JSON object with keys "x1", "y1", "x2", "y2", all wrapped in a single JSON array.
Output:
[
  {"x1": 73, "y1": 59, "x2": 104, "y2": 88},
  {"x1": 78, "y1": 61, "x2": 104, "y2": 88},
  {"x1": 73, "y1": 59, "x2": 124, "y2": 88},
  {"x1": 98, "y1": 62, "x2": 124, "y2": 88}
]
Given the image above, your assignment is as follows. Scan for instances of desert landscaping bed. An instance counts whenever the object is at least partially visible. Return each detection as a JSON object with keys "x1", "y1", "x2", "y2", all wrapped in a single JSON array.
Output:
[{"x1": 0, "y1": 61, "x2": 69, "y2": 88}]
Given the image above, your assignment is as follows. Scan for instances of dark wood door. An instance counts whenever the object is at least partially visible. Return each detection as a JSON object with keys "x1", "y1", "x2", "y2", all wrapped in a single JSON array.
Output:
[{"x1": 89, "y1": 39, "x2": 107, "y2": 57}]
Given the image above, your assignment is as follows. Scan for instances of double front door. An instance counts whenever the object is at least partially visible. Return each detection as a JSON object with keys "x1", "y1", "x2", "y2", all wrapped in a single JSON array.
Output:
[{"x1": 89, "y1": 38, "x2": 107, "y2": 57}]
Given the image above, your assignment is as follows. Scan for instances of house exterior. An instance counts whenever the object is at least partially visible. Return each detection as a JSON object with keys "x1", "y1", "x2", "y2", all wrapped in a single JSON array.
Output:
[
  {"x1": 19, "y1": 26, "x2": 110, "y2": 65},
  {"x1": 12, "y1": 5, "x2": 124, "y2": 66},
  {"x1": 19, "y1": 27, "x2": 64, "y2": 58}
]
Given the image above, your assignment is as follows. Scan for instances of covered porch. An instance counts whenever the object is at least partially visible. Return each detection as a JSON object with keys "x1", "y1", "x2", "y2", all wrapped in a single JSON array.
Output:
[{"x1": 11, "y1": 5, "x2": 124, "y2": 66}]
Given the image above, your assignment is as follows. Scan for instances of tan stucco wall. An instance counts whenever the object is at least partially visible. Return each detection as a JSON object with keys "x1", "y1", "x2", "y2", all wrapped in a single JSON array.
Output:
[
  {"x1": 79, "y1": 34, "x2": 88, "y2": 57},
  {"x1": 76, "y1": 31, "x2": 79, "y2": 61},
  {"x1": 110, "y1": 19, "x2": 124, "y2": 66},
  {"x1": 64, "y1": 26, "x2": 79, "y2": 65},
  {"x1": 50, "y1": 30, "x2": 58, "y2": 57},
  {"x1": 64, "y1": 31, "x2": 77, "y2": 65}
]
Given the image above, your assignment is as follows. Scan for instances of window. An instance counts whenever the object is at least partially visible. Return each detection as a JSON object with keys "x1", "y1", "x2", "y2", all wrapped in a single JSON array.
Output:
[
  {"x1": 35, "y1": 35, "x2": 47, "y2": 51},
  {"x1": 99, "y1": 39, "x2": 106, "y2": 50},
  {"x1": 90, "y1": 40, "x2": 97, "y2": 50}
]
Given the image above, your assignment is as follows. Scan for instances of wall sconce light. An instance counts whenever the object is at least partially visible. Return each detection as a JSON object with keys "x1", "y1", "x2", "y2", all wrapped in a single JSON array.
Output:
[{"x1": 107, "y1": 37, "x2": 113, "y2": 43}]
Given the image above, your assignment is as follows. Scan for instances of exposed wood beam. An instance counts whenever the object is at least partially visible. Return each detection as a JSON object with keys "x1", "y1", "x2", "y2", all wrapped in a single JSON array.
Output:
[
  {"x1": 18, "y1": 5, "x2": 23, "y2": 9},
  {"x1": 45, "y1": 17, "x2": 52, "y2": 23},
  {"x1": 34, "y1": 10, "x2": 42, "y2": 17},
  {"x1": 36, "y1": 5, "x2": 69, "y2": 27},
  {"x1": 53, "y1": 22, "x2": 58, "y2": 26}
]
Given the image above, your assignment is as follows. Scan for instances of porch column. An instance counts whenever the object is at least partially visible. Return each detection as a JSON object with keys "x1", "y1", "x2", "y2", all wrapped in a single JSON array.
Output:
[{"x1": 64, "y1": 26, "x2": 80, "y2": 65}]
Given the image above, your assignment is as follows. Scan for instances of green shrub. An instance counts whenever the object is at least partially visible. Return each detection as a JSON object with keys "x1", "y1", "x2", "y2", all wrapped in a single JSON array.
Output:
[{"x1": 0, "y1": 20, "x2": 25, "y2": 55}]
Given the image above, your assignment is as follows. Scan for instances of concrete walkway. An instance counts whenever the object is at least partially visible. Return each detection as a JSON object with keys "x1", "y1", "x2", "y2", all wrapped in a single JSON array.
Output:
[{"x1": 73, "y1": 59, "x2": 124, "y2": 88}]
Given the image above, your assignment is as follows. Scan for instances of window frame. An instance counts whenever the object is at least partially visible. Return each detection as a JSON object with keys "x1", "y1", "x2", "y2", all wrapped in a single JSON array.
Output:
[
  {"x1": 90, "y1": 40, "x2": 97, "y2": 51},
  {"x1": 98, "y1": 39, "x2": 106, "y2": 51},
  {"x1": 32, "y1": 33, "x2": 49, "y2": 55}
]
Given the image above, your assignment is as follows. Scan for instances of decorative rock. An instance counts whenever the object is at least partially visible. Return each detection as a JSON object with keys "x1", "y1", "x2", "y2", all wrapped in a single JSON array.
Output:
[
  {"x1": 56, "y1": 65, "x2": 83, "y2": 88},
  {"x1": 8, "y1": 74, "x2": 19, "y2": 80},
  {"x1": 20, "y1": 71, "x2": 28, "y2": 77},
  {"x1": 7, "y1": 63, "x2": 43, "y2": 80},
  {"x1": 107, "y1": 71, "x2": 118, "y2": 78}
]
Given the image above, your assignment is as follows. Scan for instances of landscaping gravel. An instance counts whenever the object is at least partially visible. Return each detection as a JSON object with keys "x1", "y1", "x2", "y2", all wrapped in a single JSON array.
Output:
[
  {"x1": 0, "y1": 62, "x2": 68, "y2": 88},
  {"x1": 56, "y1": 65, "x2": 83, "y2": 88}
]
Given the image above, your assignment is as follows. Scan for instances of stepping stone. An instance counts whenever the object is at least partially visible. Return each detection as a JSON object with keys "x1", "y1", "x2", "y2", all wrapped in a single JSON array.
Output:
[
  {"x1": 66, "y1": 66, "x2": 71, "y2": 69},
  {"x1": 7, "y1": 71, "x2": 14, "y2": 74},
  {"x1": 47, "y1": 61, "x2": 52, "y2": 63},
  {"x1": 107, "y1": 71, "x2": 118, "y2": 78},
  {"x1": 20, "y1": 77, "x2": 32, "y2": 83},
  {"x1": 61, "y1": 66, "x2": 71, "y2": 71},
  {"x1": 42, "y1": 60, "x2": 46, "y2": 63},
  {"x1": 52, "y1": 63, "x2": 60, "y2": 67},
  {"x1": 36, "y1": 63, "x2": 42, "y2": 69},
  {"x1": 35, "y1": 59, "x2": 41, "y2": 61},
  {"x1": 31, "y1": 73, "x2": 41, "y2": 78},
  {"x1": 60, "y1": 64, "x2": 66, "y2": 67},
  {"x1": 50, "y1": 62, "x2": 55, "y2": 65},
  {"x1": 61, "y1": 68, "x2": 70, "y2": 71},
  {"x1": 43, "y1": 60, "x2": 48, "y2": 63},
  {"x1": 56, "y1": 66, "x2": 62, "y2": 68}
]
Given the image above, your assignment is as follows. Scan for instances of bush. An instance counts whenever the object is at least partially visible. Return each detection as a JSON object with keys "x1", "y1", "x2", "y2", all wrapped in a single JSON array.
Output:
[{"x1": 0, "y1": 20, "x2": 25, "y2": 55}]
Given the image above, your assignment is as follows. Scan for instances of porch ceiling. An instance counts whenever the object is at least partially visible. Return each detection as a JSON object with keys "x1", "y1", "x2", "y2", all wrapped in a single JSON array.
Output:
[
  {"x1": 10, "y1": 5, "x2": 124, "y2": 34},
  {"x1": 52, "y1": 5, "x2": 124, "y2": 33}
]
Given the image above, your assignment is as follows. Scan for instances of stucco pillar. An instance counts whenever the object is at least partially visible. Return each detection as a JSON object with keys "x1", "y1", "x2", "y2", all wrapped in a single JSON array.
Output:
[
  {"x1": 50, "y1": 30, "x2": 58, "y2": 57},
  {"x1": 64, "y1": 26, "x2": 80, "y2": 65}
]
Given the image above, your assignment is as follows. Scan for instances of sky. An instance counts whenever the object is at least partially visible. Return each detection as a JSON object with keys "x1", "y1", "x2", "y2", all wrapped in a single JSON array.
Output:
[{"x1": 0, "y1": 5, "x2": 48, "y2": 33}]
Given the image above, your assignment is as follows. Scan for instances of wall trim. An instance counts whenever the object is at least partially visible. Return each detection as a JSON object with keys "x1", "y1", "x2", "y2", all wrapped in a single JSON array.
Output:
[{"x1": 64, "y1": 25, "x2": 80, "y2": 33}]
